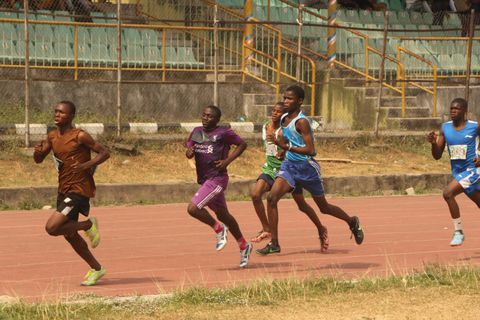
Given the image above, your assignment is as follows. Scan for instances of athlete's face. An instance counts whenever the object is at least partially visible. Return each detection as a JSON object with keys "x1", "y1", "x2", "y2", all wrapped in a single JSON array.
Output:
[
  {"x1": 54, "y1": 103, "x2": 74, "y2": 127},
  {"x1": 202, "y1": 107, "x2": 220, "y2": 130},
  {"x1": 283, "y1": 90, "x2": 303, "y2": 113},
  {"x1": 449, "y1": 102, "x2": 466, "y2": 121},
  {"x1": 271, "y1": 104, "x2": 284, "y2": 122}
]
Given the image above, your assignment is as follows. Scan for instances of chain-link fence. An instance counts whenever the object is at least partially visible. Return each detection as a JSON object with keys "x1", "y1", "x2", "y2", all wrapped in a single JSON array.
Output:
[{"x1": 1, "y1": 0, "x2": 480, "y2": 145}]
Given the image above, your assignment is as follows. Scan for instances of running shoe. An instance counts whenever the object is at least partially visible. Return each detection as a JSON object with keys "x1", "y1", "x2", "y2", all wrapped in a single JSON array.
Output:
[
  {"x1": 450, "y1": 230, "x2": 465, "y2": 247},
  {"x1": 239, "y1": 243, "x2": 253, "y2": 268},
  {"x1": 349, "y1": 216, "x2": 364, "y2": 245},
  {"x1": 81, "y1": 267, "x2": 106, "y2": 286},
  {"x1": 84, "y1": 217, "x2": 100, "y2": 248},
  {"x1": 319, "y1": 226, "x2": 329, "y2": 253},
  {"x1": 251, "y1": 230, "x2": 272, "y2": 243},
  {"x1": 255, "y1": 242, "x2": 281, "y2": 255},
  {"x1": 215, "y1": 224, "x2": 228, "y2": 251},
  {"x1": 83, "y1": 268, "x2": 94, "y2": 280}
]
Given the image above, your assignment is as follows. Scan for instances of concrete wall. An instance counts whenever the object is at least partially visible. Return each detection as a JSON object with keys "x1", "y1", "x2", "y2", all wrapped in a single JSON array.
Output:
[
  {"x1": 0, "y1": 174, "x2": 450, "y2": 209},
  {"x1": 0, "y1": 80, "x2": 244, "y2": 122},
  {"x1": 417, "y1": 86, "x2": 480, "y2": 119},
  {"x1": 316, "y1": 72, "x2": 378, "y2": 130}
]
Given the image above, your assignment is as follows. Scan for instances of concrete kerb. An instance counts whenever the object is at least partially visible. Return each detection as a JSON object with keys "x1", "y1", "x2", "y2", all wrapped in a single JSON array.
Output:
[
  {"x1": 0, "y1": 174, "x2": 450, "y2": 209},
  {"x1": 0, "y1": 122, "x2": 258, "y2": 136}
]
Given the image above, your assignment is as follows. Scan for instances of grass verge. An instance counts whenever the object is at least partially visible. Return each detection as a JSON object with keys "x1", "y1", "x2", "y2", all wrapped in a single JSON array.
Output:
[
  {"x1": 1, "y1": 136, "x2": 450, "y2": 188},
  {"x1": 1, "y1": 265, "x2": 479, "y2": 319}
]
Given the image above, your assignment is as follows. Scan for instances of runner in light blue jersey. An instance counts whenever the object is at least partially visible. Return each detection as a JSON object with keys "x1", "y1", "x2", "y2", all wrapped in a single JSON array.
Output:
[
  {"x1": 427, "y1": 98, "x2": 480, "y2": 247},
  {"x1": 256, "y1": 85, "x2": 364, "y2": 256},
  {"x1": 250, "y1": 102, "x2": 329, "y2": 251}
]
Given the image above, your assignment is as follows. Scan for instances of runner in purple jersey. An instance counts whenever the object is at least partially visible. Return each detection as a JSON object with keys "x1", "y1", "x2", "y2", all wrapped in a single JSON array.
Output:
[{"x1": 186, "y1": 105, "x2": 253, "y2": 268}]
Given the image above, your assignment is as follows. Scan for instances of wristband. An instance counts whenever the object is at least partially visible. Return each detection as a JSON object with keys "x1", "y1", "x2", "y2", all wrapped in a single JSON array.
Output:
[{"x1": 288, "y1": 145, "x2": 292, "y2": 151}]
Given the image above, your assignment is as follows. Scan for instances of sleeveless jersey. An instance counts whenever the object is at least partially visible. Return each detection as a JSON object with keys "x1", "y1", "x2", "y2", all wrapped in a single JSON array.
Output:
[
  {"x1": 442, "y1": 120, "x2": 479, "y2": 176},
  {"x1": 48, "y1": 128, "x2": 95, "y2": 198},
  {"x1": 261, "y1": 123, "x2": 282, "y2": 179},
  {"x1": 281, "y1": 111, "x2": 313, "y2": 161}
]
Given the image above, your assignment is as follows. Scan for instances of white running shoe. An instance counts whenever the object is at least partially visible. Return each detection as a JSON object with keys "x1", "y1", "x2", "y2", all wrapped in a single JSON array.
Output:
[
  {"x1": 239, "y1": 243, "x2": 253, "y2": 268},
  {"x1": 450, "y1": 230, "x2": 465, "y2": 247},
  {"x1": 215, "y1": 224, "x2": 228, "y2": 251}
]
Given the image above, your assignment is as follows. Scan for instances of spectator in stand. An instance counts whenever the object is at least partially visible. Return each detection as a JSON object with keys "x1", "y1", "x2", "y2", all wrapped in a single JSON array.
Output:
[
  {"x1": 64, "y1": 0, "x2": 93, "y2": 22},
  {"x1": 8, "y1": 0, "x2": 93, "y2": 23},
  {"x1": 407, "y1": 1, "x2": 432, "y2": 12},
  {"x1": 429, "y1": 0, "x2": 452, "y2": 25},
  {"x1": 0, "y1": 0, "x2": 15, "y2": 9},
  {"x1": 300, "y1": 0, "x2": 327, "y2": 9},
  {"x1": 472, "y1": 0, "x2": 480, "y2": 11},
  {"x1": 338, "y1": 0, "x2": 387, "y2": 11},
  {"x1": 471, "y1": 0, "x2": 480, "y2": 24}
]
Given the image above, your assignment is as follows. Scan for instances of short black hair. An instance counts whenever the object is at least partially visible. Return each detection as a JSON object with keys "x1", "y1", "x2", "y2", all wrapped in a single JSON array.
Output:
[
  {"x1": 451, "y1": 98, "x2": 468, "y2": 109},
  {"x1": 205, "y1": 105, "x2": 222, "y2": 119},
  {"x1": 58, "y1": 100, "x2": 76, "y2": 115},
  {"x1": 273, "y1": 101, "x2": 285, "y2": 111},
  {"x1": 285, "y1": 85, "x2": 305, "y2": 100}
]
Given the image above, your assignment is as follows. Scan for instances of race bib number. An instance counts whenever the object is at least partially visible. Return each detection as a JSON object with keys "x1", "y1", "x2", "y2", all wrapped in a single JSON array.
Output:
[
  {"x1": 265, "y1": 142, "x2": 278, "y2": 157},
  {"x1": 263, "y1": 124, "x2": 280, "y2": 157},
  {"x1": 449, "y1": 145, "x2": 467, "y2": 160}
]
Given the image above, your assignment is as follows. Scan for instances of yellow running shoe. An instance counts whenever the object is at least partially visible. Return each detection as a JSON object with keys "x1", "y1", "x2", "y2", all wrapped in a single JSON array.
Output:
[
  {"x1": 81, "y1": 267, "x2": 106, "y2": 286},
  {"x1": 84, "y1": 217, "x2": 100, "y2": 248},
  {"x1": 83, "y1": 268, "x2": 95, "y2": 280}
]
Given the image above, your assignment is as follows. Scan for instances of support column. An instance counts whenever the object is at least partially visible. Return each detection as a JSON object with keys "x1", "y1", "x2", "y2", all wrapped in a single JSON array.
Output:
[
  {"x1": 327, "y1": 0, "x2": 337, "y2": 69},
  {"x1": 243, "y1": 0, "x2": 254, "y2": 74}
]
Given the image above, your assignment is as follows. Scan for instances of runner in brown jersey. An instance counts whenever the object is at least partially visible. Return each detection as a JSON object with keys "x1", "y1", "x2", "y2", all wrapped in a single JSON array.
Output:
[{"x1": 33, "y1": 101, "x2": 110, "y2": 286}]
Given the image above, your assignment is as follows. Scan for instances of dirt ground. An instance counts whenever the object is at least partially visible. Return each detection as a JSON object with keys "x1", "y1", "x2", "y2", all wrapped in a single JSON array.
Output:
[
  {"x1": 2, "y1": 137, "x2": 451, "y2": 188},
  {"x1": 165, "y1": 289, "x2": 480, "y2": 320}
]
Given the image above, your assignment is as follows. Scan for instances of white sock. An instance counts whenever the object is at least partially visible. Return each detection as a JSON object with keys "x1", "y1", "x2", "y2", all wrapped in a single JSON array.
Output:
[{"x1": 452, "y1": 218, "x2": 462, "y2": 231}]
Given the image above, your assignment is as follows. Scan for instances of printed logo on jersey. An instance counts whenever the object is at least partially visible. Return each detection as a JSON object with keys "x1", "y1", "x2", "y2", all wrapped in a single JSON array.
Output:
[{"x1": 195, "y1": 145, "x2": 214, "y2": 154}]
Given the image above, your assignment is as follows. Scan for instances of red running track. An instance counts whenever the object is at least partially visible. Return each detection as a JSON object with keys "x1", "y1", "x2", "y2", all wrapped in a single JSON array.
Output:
[{"x1": 1, "y1": 195, "x2": 480, "y2": 301}]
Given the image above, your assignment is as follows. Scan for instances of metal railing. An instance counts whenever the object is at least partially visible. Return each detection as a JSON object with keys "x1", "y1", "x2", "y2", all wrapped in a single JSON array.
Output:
[
  {"x1": 0, "y1": 17, "x2": 244, "y2": 78},
  {"x1": 135, "y1": 0, "x2": 318, "y2": 114},
  {"x1": 398, "y1": 36, "x2": 480, "y2": 79},
  {"x1": 3, "y1": 1, "x2": 479, "y2": 124},
  {"x1": 268, "y1": 1, "x2": 410, "y2": 110},
  {"x1": 279, "y1": 43, "x2": 316, "y2": 113},
  {"x1": 255, "y1": 0, "x2": 480, "y2": 118},
  {"x1": 398, "y1": 46, "x2": 438, "y2": 117}
]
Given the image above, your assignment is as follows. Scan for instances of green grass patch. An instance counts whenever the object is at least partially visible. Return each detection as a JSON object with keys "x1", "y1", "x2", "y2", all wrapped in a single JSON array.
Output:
[
  {"x1": 0, "y1": 103, "x2": 53, "y2": 125},
  {"x1": 1, "y1": 265, "x2": 479, "y2": 319}
]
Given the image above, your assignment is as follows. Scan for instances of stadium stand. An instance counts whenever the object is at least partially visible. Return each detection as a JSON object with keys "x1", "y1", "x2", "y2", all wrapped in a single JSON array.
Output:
[
  {"x1": 243, "y1": 0, "x2": 473, "y2": 76},
  {"x1": 0, "y1": 8, "x2": 203, "y2": 68},
  {"x1": 0, "y1": 0, "x2": 476, "y2": 77}
]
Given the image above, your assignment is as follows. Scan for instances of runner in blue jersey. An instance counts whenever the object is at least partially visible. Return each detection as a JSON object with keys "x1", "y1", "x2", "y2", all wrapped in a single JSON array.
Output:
[
  {"x1": 250, "y1": 102, "x2": 329, "y2": 252},
  {"x1": 256, "y1": 85, "x2": 364, "y2": 255},
  {"x1": 427, "y1": 98, "x2": 480, "y2": 247}
]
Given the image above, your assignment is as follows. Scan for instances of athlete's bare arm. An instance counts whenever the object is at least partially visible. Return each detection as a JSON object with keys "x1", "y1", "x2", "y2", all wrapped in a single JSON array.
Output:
[
  {"x1": 296, "y1": 118, "x2": 316, "y2": 156},
  {"x1": 427, "y1": 127, "x2": 445, "y2": 160},
  {"x1": 186, "y1": 147, "x2": 195, "y2": 159},
  {"x1": 72, "y1": 131, "x2": 110, "y2": 173},
  {"x1": 215, "y1": 139, "x2": 247, "y2": 171},
  {"x1": 33, "y1": 138, "x2": 52, "y2": 163},
  {"x1": 273, "y1": 118, "x2": 315, "y2": 156},
  {"x1": 474, "y1": 126, "x2": 480, "y2": 167}
]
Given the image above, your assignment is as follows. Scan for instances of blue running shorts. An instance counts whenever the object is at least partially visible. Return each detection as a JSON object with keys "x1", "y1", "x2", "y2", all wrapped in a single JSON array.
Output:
[
  {"x1": 455, "y1": 168, "x2": 480, "y2": 195},
  {"x1": 276, "y1": 159, "x2": 325, "y2": 196}
]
